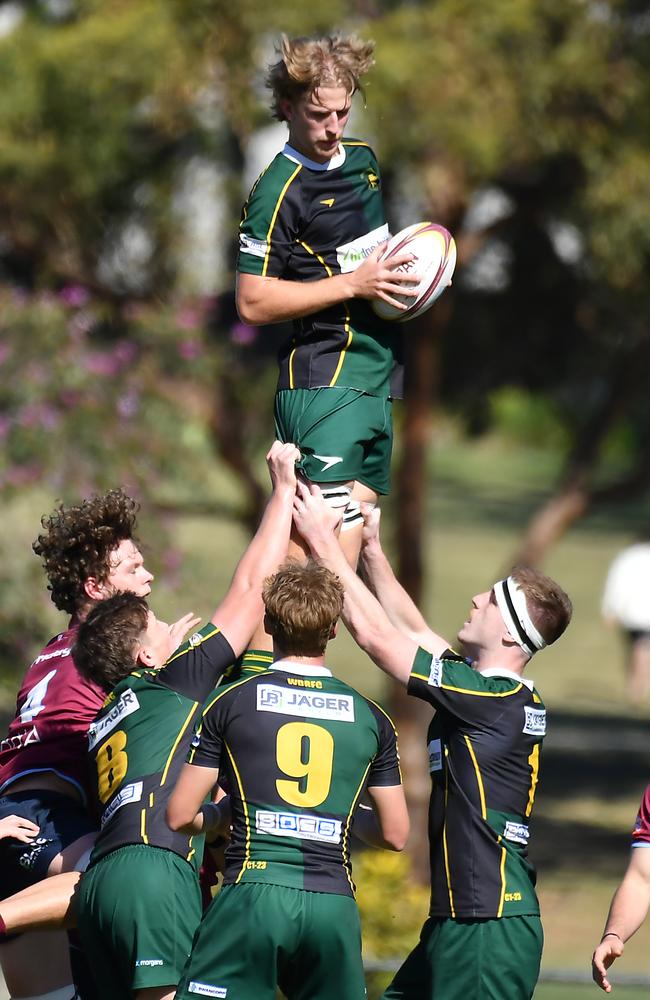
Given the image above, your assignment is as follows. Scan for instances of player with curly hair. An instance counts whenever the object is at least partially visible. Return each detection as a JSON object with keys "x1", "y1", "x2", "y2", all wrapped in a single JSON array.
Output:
[{"x1": 0, "y1": 489, "x2": 155, "y2": 1000}]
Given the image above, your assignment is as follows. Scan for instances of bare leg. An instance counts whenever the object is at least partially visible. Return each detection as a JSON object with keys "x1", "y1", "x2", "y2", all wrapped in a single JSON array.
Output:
[
  {"x1": 627, "y1": 636, "x2": 650, "y2": 702},
  {"x1": 338, "y1": 481, "x2": 378, "y2": 570},
  {"x1": 1, "y1": 931, "x2": 75, "y2": 997}
]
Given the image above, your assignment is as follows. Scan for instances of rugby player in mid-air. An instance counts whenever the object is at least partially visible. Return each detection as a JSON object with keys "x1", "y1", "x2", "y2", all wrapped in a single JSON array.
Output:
[
  {"x1": 0, "y1": 489, "x2": 155, "y2": 1000},
  {"x1": 236, "y1": 32, "x2": 419, "y2": 569},
  {"x1": 167, "y1": 559, "x2": 409, "y2": 1000},
  {"x1": 293, "y1": 484, "x2": 573, "y2": 1000}
]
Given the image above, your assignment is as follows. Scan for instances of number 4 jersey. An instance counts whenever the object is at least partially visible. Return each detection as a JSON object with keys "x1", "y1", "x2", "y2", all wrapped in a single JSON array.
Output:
[
  {"x1": 0, "y1": 626, "x2": 105, "y2": 804},
  {"x1": 188, "y1": 661, "x2": 402, "y2": 897}
]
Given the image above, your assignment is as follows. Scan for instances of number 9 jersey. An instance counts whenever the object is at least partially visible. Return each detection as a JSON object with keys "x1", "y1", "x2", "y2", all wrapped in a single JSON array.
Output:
[{"x1": 188, "y1": 661, "x2": 402, "y2": 897}]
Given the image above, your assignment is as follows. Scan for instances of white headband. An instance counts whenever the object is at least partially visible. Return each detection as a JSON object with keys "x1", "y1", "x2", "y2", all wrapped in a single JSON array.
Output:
[{"x1": 494, "y1": 576, "x2": 547, "y2": 657}]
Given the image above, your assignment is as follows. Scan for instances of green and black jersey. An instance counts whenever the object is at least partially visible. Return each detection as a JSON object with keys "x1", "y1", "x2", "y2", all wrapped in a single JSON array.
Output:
[
  {"x1": 409, "y1": 648, "x2": 546, "y2": 920},
  {"x1": 87, "y1": 624, "x2": 235, "y2": 867},
  {"x1": 188, "y1": 661, "x2": 402, "y2": 897},
  {"x1": 237, "y1": 140, "x2": 404, "y2": 398}
]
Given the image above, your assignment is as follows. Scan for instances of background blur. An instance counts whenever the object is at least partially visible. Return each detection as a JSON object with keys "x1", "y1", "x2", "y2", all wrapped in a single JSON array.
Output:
[{"x1": 1, "y1": 0, "x2": 650, "y2": 995}]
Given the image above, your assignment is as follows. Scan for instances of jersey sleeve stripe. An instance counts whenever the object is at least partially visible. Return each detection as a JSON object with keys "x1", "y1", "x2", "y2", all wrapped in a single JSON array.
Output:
[
  {"x1": 262, "y1": 164, "x2": 302, "y2": 277},
  {"x1": 463, "y1": 735, "x2": 487, "y2": 819},
  {"x1": 160, "y1": 703, "x2": 198, "y2": 786},
  {"x1": 439, "y1": 682, "x2": 523, "y2": 698},
  {"x1": 164, "y1": 625, "x2": 222, "y2": 666},
  {"x1": 140, "y1": 807, "x2": 148, "y2": 844}
]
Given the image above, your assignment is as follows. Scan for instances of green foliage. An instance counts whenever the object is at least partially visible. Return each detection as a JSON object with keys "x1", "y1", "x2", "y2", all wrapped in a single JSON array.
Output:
[
  {"x1": 356, "y1": 848, "x2": 428, "y2": 959},
  {"x1": 489, "y1": 388, "x2": 569, "y2": 450},
  {"x1": 0, "y1": 287, "x2": 215, "y2": 498}
]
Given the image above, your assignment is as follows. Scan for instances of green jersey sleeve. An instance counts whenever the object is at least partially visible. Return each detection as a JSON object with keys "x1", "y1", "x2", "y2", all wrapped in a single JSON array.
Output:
[
  {"x1": 408, "y1": 646, "x2": 527, "y2": 723},
  {"x1": 237, "y1": 157, "x2": 303, "y2": 278}
]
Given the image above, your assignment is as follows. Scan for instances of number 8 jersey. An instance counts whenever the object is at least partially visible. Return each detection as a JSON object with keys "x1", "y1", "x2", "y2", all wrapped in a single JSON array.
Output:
[{"x1": 188, "y1": 661, "x2": 402, "y2": 897}]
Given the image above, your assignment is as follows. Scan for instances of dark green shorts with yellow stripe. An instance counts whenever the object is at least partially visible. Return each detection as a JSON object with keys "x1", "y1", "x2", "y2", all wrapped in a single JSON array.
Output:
[
  {"x1": 382, "y1": 914, "x2": 543, "y2": 1000},
  {"x1": 175, "y1": 882, "x2": 367, "y2": 1000},
  {"x1": 274, "y1": 387, "x2": 393, "y2": 495},
  {"x1": 76, "y1": 844, "x2": 202, "y2": 1000}
]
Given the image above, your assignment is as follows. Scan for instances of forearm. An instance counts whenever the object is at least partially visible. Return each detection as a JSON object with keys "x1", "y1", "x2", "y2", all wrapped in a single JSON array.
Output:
[
  {"x1": 237, "y1": 273, "x2": 354, "y2": 325},
  {"x1": 602, "y1": 868, "x2": 650, "y2": 942},
  {"x1": 308, "y1": 532, "x2": 413, "y2": 683},
  {"x1": 225, "y1": 486, "x2": 294, "y2": 597},
  {"x1": 361, "y1": 539, "x2": 430, "y2": 636}
]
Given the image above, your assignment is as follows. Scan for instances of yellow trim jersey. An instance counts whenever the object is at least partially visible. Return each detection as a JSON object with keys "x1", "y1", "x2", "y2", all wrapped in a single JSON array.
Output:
[
  {"x1": 87, "y1": 624, "x2": 235, "y2": 867},
  {"x1": 409, "y1": 647, "x2": 546, "y2": 919},
  {"x1": 237, "y1": 141, "x2": 404, "y2": 398},
  {"x1": 188, "y1": 664, "x2": 402, "y2": 897}
]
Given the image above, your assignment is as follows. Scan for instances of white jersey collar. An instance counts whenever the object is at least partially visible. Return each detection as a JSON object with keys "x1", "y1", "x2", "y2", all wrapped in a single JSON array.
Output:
[
  {"x1": 269, "y1": 659, "x2": 333, "y2": 677},
  {"x1": 479, "y1": 667, "x2": 534, "y2": 691},
  {"x1": 282, "y1": 142, "x2": 346, "y2": 172}
]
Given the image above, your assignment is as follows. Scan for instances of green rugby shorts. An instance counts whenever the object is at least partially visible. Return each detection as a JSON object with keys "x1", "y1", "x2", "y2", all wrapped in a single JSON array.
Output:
[
  {"x1": 382, "y1": 914, "x2": 543, "y2": 1000},
  {"x1": 75, "y1": 844, "x2": 202, "y2": 1000},
  {"x1": 274, "y1": 386, "x2": 393, "y2": 495},
  {"x1": 175, "y1": 882, "x2": 367, "y2": 1000}
]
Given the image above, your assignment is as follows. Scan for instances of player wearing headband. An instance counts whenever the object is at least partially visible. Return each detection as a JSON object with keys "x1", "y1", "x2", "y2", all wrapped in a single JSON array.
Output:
[{"x1": 292, "y1": 488, "x2": 573, "y2": 1000}]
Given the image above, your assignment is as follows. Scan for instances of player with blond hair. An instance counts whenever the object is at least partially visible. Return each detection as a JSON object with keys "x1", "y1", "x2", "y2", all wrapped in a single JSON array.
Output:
[{"x1": 237, "y1": 33, "x2": 418, "y2": 568}]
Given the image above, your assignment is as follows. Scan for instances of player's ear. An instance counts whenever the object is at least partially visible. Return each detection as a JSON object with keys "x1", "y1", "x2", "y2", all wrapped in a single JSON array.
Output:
[
  {"x1": 84, "y1": 576, "x2": 107, "y2": 602},
  {"x1": 280, "y1": 98, "x2": 293, "y2": 122},
  {"x1": 329, "y1": 622, "x2": 338, "y2": 640}
]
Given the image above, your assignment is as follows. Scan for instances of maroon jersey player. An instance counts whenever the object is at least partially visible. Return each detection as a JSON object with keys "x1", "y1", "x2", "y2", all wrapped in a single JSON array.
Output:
[{"x1": 0, "y1": 490, "x2": 155, "y2": 1000}]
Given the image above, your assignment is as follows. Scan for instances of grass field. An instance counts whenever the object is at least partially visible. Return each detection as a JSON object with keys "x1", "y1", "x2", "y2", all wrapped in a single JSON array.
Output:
[{"x1": 2, "y1": 424, "x2": 650, "y2": 988}]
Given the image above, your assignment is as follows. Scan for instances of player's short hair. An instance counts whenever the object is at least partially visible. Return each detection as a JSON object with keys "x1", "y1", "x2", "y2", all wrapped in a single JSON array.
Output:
[
  {"x1": 73, "y1": 592, "x2": 148, "y2": 691},
  {"x1": 511, "y1": 567, "x2": 573, "y2": 645},
  {"x1": 263, "y1": 558, "x2": 344, "y2": 656},
  {"x1": 32, "y1": 489, "x2": 141, "y2": 615},
  {"x1": 267, "y1": 33, "x2": 375, "y2": 122}
]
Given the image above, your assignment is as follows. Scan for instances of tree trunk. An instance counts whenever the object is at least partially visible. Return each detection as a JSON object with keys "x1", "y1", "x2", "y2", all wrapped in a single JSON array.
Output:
[{"x1": 391, "y1": 308, "x2": 446, "y2": 883}]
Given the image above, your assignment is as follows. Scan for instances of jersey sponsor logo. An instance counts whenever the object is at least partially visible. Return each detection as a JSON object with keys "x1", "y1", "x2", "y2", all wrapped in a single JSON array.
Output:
[
  {"x1": 287, "y1": 678, "x2": 323, "y2": 689},
  {"x1": 523, "y1": 706, "x2": 546, "y2": 736},
  {"x1": 188, "y1": 632, "x2": 203, "y2": 647},
  {"x1": 313, "y1": 453, "x2": 344, "y2": 472},
  {"x1": 135, "y1": 959, "x2": 164, "y2": 968},
  {"x1": 427, "y1": 658, "x2": 443, "y2": 688},
  {"x1": 256, "y1": 809, "x2": 342, "y2": 844},
  {"x1": 0, "y1": 725, "x2": 40, "y2": 755},
  {"x1": 320, "y1": 197, "x2": 335, "y2": 207},
  {"x1": 427, "y1": 738, "x2": 443, "y2": 772},
  {"x1": 239, "y1": 233, "x2": 268, "y2": 259},
  {"x1": 31, "y1": 646, "x2": 71, "y2": 666},
  {"x1": 88, "y1": 690, "x2": 140, "y2": 751},
  {"x1": 256, "y1": 684, "x2": 355, "y2": 723},
  {"x1": 336, "y1": 223, "x2": 390, "y2": 273},
  {"x1": 100, "y1": 780, "x2": 143, "y2": 827},
  {"x1": 503, "y1": 820, "x2": 530, "y2": 845},
  {"x1": 188, "y1": 984, "x2": 227, "y2": 998}
]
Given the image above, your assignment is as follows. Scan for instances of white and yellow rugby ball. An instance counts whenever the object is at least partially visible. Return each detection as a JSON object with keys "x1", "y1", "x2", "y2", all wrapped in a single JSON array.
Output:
[{"x1": 372, "y1": 222, "x2": 456, "y2": 322}]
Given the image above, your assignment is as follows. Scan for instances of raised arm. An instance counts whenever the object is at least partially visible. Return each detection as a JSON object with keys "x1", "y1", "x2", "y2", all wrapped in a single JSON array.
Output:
[
  {"x1": 359, "y1": 505, "x2": 449, "y2": 655},
  {"x1": 210, "y1": 441, "x2": 299, "y2": 656},
  {"x1": 293, "y1": 482, "x2": 444, "y2": 683},
  {"x1": 592, "y1": 847, "x2": 650, "y2": 992},
  {"x1": 236, "y1": 246, "x2": 418, "y2": 325}
]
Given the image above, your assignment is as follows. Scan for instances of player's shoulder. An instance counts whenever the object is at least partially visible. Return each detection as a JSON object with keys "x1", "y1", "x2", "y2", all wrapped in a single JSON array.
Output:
[
  {"x1": 246, "y1": 149, "x2": 304, "y2": 200},
  {"x1": 341, "y1": 137, "x2": 379, "y2": 162}
]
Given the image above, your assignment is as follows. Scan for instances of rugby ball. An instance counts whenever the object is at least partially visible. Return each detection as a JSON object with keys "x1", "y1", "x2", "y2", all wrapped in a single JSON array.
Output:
[{"x1": 372, "y1": 222, "x2": 456, "y2": 323}]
